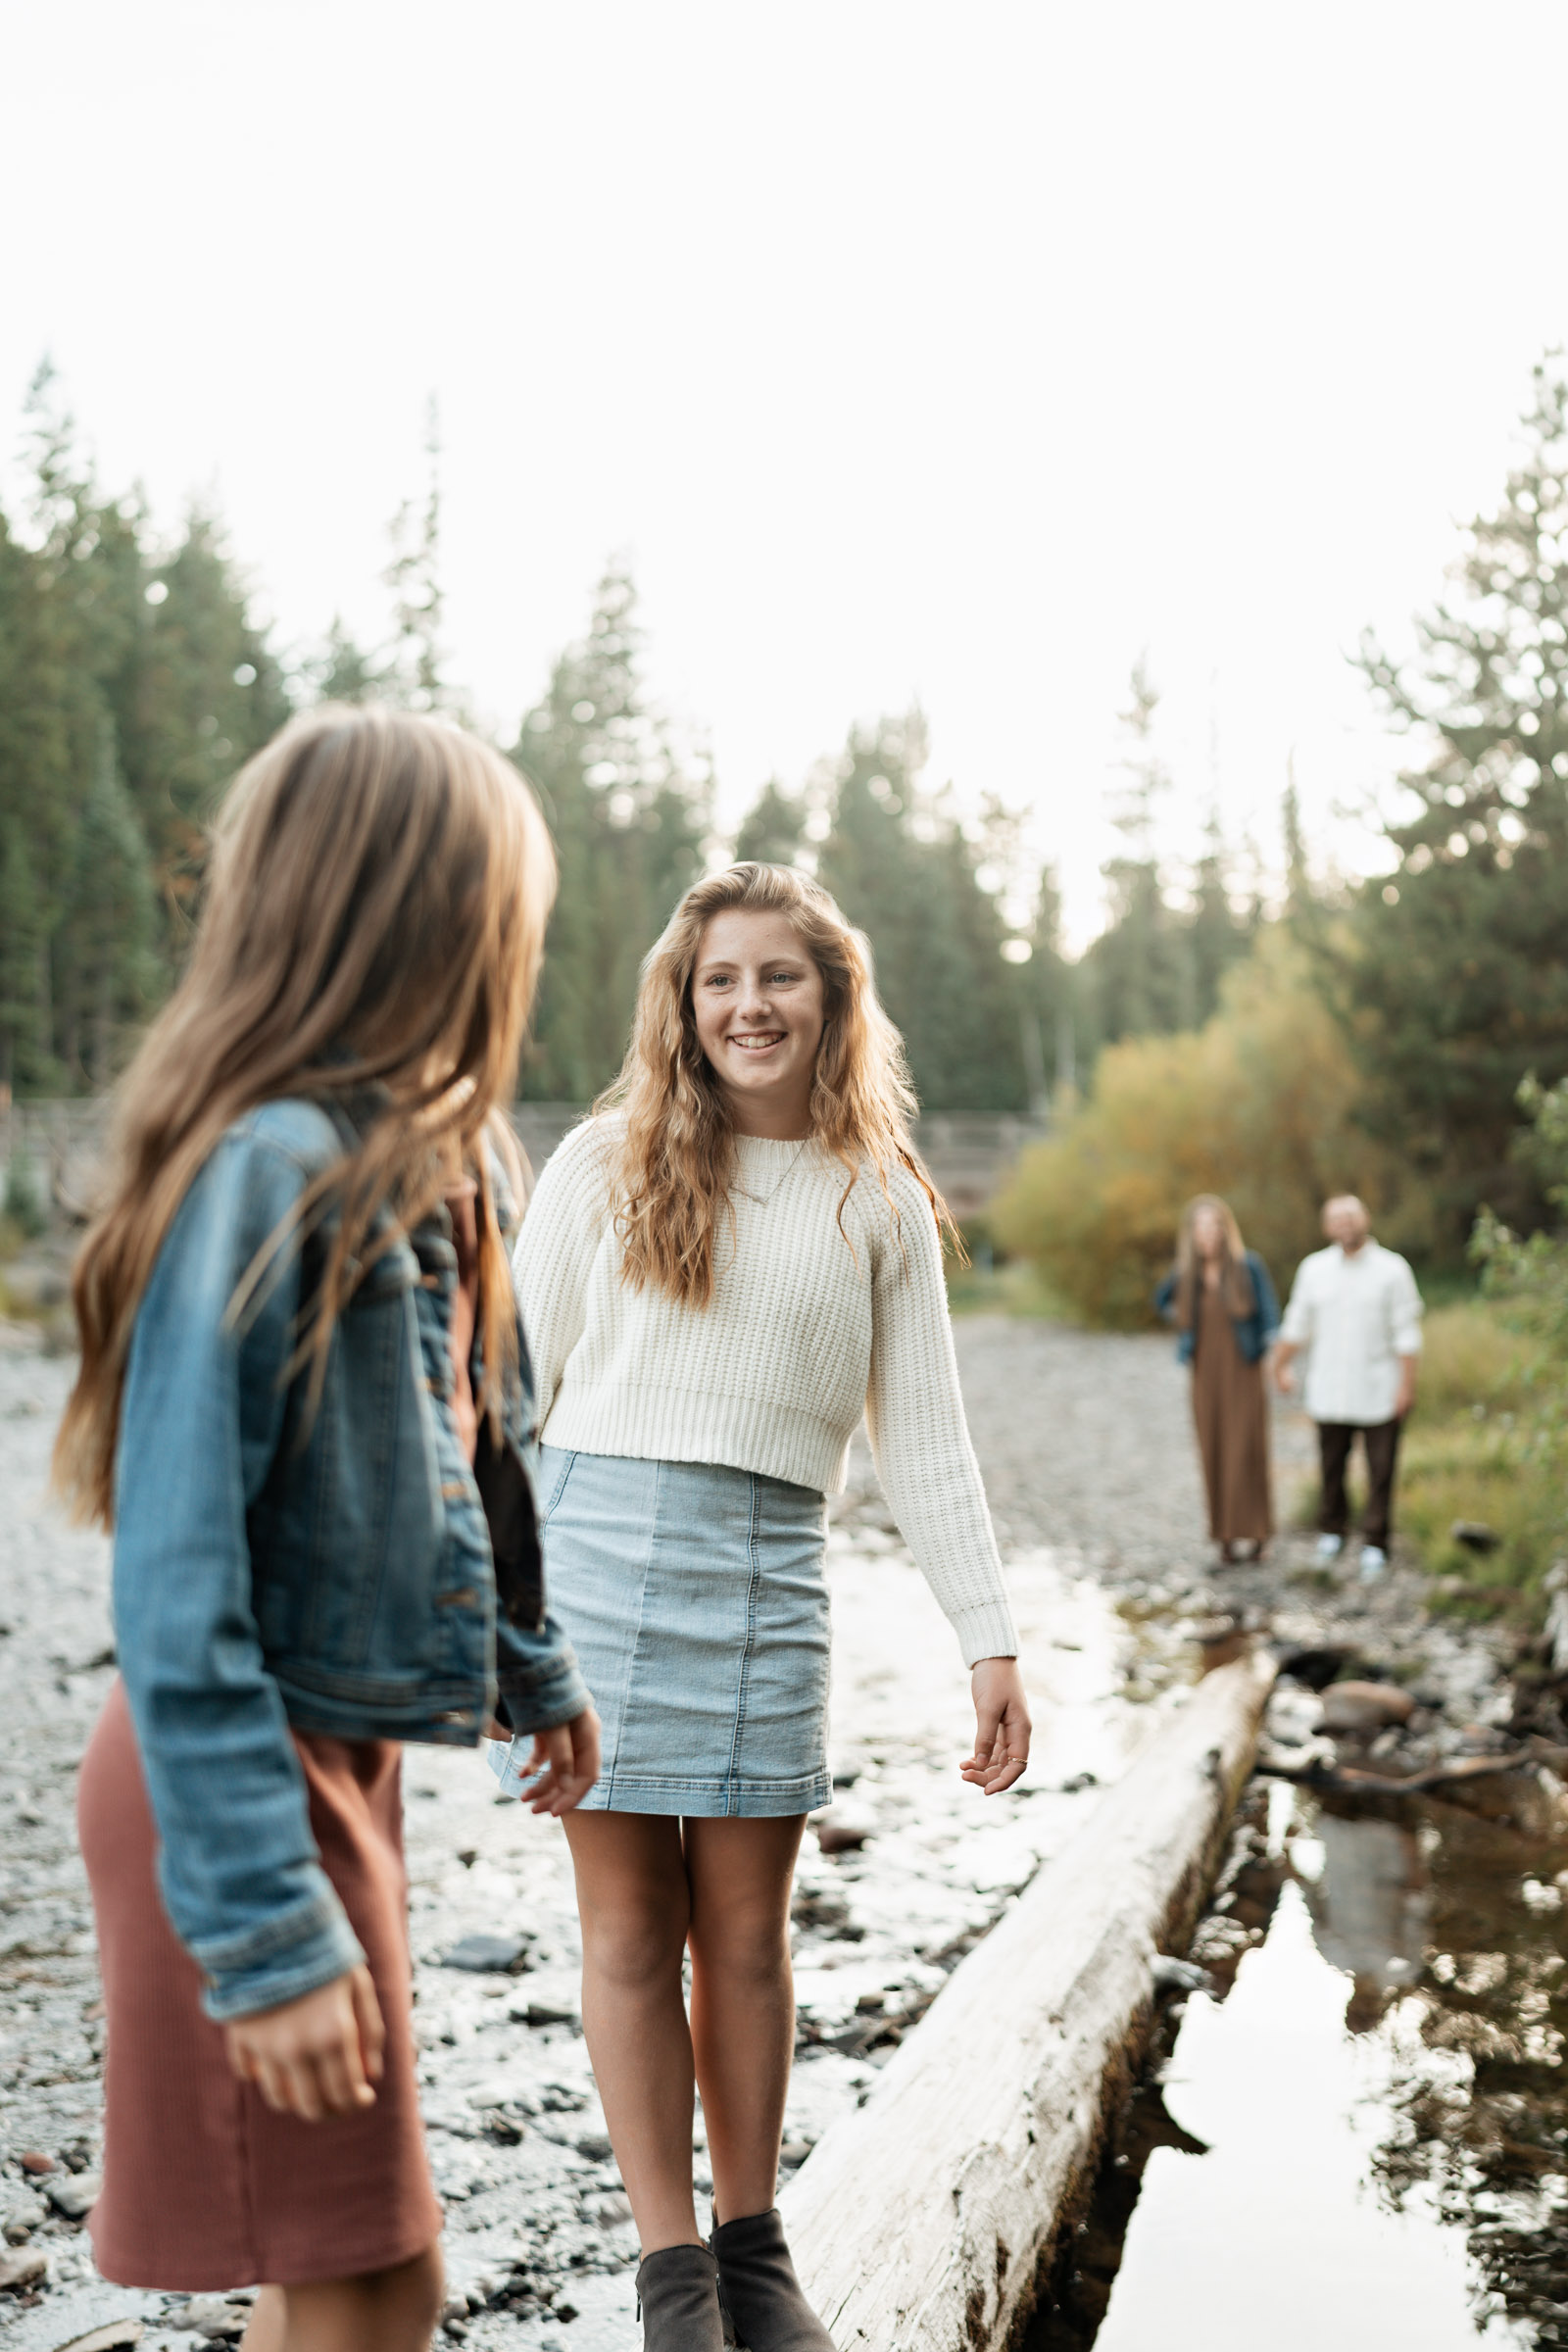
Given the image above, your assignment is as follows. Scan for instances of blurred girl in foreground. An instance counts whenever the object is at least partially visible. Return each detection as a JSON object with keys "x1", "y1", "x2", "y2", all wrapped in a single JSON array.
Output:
[
  {"x1": 57, "y1": 709, "x2": 600, "y2": 2352},
  {"x1": 498, "y1": 861, "x2": 1030, "y2": 2352},
  {"x1": 1156, "y1": 1194, "x2": 1280, "y2": 1563}
]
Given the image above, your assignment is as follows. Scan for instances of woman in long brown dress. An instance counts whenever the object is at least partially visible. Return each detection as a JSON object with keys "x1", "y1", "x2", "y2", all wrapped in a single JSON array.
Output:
[{"x1": 1155, "y1": 1197, "x2": 1280, "y2": 1564}]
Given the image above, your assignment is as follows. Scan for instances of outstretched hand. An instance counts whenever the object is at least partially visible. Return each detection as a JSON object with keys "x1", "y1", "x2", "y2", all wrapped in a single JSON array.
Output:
[{"x1": 962, "y1": 1657, "x2": 1031, "y2": 1796}]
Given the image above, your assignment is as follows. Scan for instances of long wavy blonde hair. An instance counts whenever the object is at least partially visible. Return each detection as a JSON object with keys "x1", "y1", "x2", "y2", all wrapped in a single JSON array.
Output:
[
  {"x1": 55, "y1": 705, "x2": 556, "y2": 1526},
  {"x1": 602, "y1": 861, "x2": 957, "y2": 1307},
  {"x1": 1170, "y1": 1194, "x2": 1256, "y2": 1326}
]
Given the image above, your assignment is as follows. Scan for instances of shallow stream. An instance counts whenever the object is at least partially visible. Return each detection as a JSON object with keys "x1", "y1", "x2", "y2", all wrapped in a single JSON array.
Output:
[{"x1": 1030, "y1": 1776, "x2": 1568, "y2": 2352}]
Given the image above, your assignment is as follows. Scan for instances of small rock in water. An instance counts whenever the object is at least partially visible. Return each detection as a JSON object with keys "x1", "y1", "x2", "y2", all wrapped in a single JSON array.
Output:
[
  {"x1": 574, "y1": 2132, "x2": 613, "y2": 2160},
  {"x1": 1320, "y1": 1681, "x2": 1415, "y2": 1735},
  {"x1": 442, "y1": 1932, "x2": 530, "y2": 1974},
  {"x1": 1152, "y1": 1954, "x2": 1213, "y2": 1994},
  {"x1": 19, "y1": 2151, "x2": 55, "y2": 2176},
  {"x1": 0, "y1": 2246, "x2": 47, "y2": 2291},
  {"x1": 1059, "y1": 1770, "x2": 1099, "y2": 1794},
  {"x1": 55, "y1": 2326, "x2": 145, "y2": 2351},
  {"x1": 46, "y1": 2171, "x2": 102, "y2": 2220}
]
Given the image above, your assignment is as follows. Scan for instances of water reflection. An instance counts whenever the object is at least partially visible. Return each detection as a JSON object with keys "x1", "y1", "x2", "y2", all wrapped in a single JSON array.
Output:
[{"x1": 1026, "y1": 1780, "x2": 1568, "y2": 2351}]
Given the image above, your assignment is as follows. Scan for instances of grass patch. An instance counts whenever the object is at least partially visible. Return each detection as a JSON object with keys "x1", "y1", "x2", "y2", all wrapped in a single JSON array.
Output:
[{"x1": 1394, "y1": 1302, "x2": 1561, "y2": 1627}]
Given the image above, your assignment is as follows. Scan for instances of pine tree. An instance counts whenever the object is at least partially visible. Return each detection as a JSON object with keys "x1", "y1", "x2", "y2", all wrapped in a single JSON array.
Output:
[
  {"x1": 1186, "y1": 802, "x2": 1248, "y2": 1026},
  {"x1": 0, "y1": 365, "x2": 289, "y2": 1088},
  {"x1": 386, "y1": 396, "x2": 448, "y2": 711},
  {"x1": 56, "y1": 723, "x2": 159, "y2": 1086},
  {"x1": 120, "y1": 509, "x2": 290, "y2": 937},
  {"x1": 312, "y1": 616, "x2": 390, "y2": 706},
  {"x1": 734, "y1": 780, "x2": 807, "y2": 866},
  {"x1": 1078, "y1": 662, "x2": 1187, "y2": 1054},
  {"x1": 514, "y1": 567, "x2": 710, "y2": 1100},
  {"x1": 1282, "y1": 762, "x2": 1313, "y2": 918},
  {"x1": 814, "y1": 712, "x2": 1030, "y2": 1111},
  {"x1": 1341, "y1": 359, "x2": 1568, "y2": 1233}
]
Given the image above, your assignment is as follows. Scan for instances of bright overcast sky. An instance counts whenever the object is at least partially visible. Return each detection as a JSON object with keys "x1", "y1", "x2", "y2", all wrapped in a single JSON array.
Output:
[{"x1": 5, "y1": 1, "x2": 1566, "y2": 945}]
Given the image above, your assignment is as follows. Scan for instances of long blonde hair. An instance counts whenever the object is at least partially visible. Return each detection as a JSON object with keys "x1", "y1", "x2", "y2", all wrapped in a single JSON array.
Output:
[
  {"x1": 602, "y1": 861, "x2": 957, "y2": 1308},
  {"x1": 1171, "y1": 1194, "x2": 1256, "y2": 1326},
  {"x1": 55, "y1": 705, "x2": 556, "y2": 1526}
]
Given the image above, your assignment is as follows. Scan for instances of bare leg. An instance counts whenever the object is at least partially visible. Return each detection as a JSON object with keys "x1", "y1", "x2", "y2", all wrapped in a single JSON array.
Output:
[
  {"x1": 238, "y1": 2244, "x2": 443, "y2": 2352},
  {"x1": 684, "y1": 1815, "x2": 806, "y2": 2228},
  {"x1": 564, "y1": 1811, "x2": 700, "y2": 2254}
]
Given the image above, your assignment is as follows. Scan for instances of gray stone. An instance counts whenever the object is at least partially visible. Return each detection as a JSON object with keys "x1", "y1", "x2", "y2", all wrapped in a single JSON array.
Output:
[
  {"x1": 442, "y1": 1933, "x2": 530, "y2": 1974},
  {"x1": 54, "y1": 2327, "x2": 145, "y2": 2352},
  {"x1": 516, "y1": 1999, "x2": 579, "y2": 2029},
  {"x1": 0, "y1": 2245, "x2": 47, "y2": 2290},
  {"x1": 1320, "y1": 1681, "x2": 1416, "y2": 1736},
  {"x1": 45, "y1": 2171, "x2": 101, "y2": 2221},
  {"x1": 169, "y1": 2299, "x2": 246, "y2": 2339},
  {"x1": 1151, "y1": 1953, "x2": 1213, "y2": 1994}
]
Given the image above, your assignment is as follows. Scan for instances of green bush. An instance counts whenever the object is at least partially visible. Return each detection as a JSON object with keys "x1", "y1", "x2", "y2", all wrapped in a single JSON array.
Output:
[{"x1": 2, "y1": 1156, "x2": 47, "y2": 1241}]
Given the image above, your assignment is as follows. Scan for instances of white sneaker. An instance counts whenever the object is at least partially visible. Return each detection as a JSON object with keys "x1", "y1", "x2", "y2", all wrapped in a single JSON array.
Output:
[
  {"x1": 1315, "y1": 1534, "x2": 1344, "y2": 1562},
  {"x1": 1359, "y1": 1544, "x2": 1388, "y2": 1580}
]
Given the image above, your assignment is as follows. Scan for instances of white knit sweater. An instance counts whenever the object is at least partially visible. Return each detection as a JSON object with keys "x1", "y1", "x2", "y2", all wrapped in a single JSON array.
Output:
[{"x1": 514, "y1": 1119, "x2": 1017, "y2": 1667}]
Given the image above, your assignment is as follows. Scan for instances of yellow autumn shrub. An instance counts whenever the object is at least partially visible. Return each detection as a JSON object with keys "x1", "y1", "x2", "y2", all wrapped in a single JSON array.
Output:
[{"x1": 992, "y1": 935, "x2": 1435, "y2": 1327}]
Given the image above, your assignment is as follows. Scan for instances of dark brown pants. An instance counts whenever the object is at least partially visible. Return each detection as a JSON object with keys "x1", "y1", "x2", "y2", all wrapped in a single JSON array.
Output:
[{"x1": 1317, "y1": 1418, "x2": 1402, "y2": 1549}]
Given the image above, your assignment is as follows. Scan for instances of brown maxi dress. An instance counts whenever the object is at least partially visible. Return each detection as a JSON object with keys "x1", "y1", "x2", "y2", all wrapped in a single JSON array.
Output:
[
  {"x1": 75, "y1": 1185, "x2": 484, "y2": 2289},
  {"x1": 1191, "y1": 1280, "x2": 1273, "y2": 1547}
]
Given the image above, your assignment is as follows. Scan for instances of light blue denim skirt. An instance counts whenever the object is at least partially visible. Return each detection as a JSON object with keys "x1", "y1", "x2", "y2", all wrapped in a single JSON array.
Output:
[{"x1": 538, "y1": 1446, "x2": 832, "y2": 1817}]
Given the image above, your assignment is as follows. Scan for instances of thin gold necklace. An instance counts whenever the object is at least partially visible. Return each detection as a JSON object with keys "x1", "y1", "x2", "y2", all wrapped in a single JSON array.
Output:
[{"x1": 734, "y1": 1137, "x2": 810, "y2": 1205}]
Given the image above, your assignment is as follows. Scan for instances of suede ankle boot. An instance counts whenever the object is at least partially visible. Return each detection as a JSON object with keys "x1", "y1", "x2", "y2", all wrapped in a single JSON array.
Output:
[
  {"x1": 710, "y1": 2207, "x2": 835, "y2": 2352},
  {"x1": 635, "y1": 2242, "x2": 725, "y2": 2352}
]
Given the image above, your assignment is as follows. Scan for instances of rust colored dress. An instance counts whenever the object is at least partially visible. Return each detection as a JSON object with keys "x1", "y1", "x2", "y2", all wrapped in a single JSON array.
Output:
[
  {"x1": 75, "y1": 1185, "x2": 484, "y2": 2289},
  {"x1": 1191, "y1": 1281, "x2": 1274, "y2": 1546},
  {"x1": 78, "y1": 1691, "x2": 441, "y2": 2287}
]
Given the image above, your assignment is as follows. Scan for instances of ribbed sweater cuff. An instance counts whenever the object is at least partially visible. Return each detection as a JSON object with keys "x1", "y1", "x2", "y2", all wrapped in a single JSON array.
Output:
[{"x1": 952, "y1": 1601, "x2": 1019, "y2": 1668}]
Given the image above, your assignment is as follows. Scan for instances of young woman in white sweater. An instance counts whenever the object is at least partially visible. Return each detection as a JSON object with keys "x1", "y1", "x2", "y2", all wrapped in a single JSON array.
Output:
[{"x1": 501, "y1": 862, "x2": 1030, "y2": 2352}]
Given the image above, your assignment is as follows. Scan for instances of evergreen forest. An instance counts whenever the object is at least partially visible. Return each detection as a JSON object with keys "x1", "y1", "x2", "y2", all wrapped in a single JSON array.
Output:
[{"x1": 5, "y1": 356, "x2": 1568, "y2": 1311}]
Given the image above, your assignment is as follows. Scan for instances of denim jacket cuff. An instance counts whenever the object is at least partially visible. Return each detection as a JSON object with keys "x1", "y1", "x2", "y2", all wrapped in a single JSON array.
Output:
[
  {"x1": 194, "y1": 1886, "x2": 368, "y2": 2024},
  {"x1": 493, "y1": 1656, "x2": 593, "y2": 1735}
]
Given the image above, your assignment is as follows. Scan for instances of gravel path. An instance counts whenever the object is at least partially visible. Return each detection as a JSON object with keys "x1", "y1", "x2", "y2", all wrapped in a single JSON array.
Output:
[{"x1": 0, "y1": 1316, "x2": 1507, "y2": 2351}]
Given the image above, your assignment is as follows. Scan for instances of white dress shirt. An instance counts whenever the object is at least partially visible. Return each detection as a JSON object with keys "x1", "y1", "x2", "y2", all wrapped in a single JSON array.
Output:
[{"x1": 1279, "y1": 1240, "x2": 1424, "y2": 1426}]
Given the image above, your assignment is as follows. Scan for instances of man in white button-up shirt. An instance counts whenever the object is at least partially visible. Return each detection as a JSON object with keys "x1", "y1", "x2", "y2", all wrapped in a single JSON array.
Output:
[{"x1": 1274, "y1": 1196, "x2": 1424, "y2": 1580}]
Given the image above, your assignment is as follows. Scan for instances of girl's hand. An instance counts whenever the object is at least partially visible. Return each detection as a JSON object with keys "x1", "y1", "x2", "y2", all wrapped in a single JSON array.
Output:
[
  {"x1": 962, "y1": 1658, "x2": 1031, "y2": 1796},
  {"x1": 222, "y1": 1964, "x2": 385, "y2": 2122},
  {"x1": 508, "y1": 1705, "x2": 603, "y2": 1816}
]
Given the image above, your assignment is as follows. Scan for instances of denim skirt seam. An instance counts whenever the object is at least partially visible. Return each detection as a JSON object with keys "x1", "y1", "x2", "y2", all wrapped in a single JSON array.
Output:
[{"x1": 538, "y1": 1446, "x2": 830, "y2": 1820}]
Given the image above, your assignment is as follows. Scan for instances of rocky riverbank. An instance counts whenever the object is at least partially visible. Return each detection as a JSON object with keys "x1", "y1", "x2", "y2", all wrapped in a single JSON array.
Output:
[{"x1": 0, "y1": 1315, "x2": 1538, "y2": 2352}]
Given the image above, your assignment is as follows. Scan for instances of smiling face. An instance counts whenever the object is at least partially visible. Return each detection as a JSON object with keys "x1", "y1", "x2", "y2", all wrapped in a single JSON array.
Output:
[{"x1": 691, "y1": 906, "x2": 826, "y2": 1136}]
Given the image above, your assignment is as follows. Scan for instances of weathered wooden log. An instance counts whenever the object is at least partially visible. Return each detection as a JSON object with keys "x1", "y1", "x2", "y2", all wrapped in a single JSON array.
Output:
[{"x1": 780, "y1": 1647, "x2": 1277, "y2": 2352}]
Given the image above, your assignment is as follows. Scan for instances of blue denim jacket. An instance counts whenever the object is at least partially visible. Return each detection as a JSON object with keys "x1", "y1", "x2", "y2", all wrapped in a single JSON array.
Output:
[
  {"x1": 113, "y1": 1099, "x2": 590, "y2": 2023},
  {"x1": 1154, "y1": 1250, "x2": 1280, "y2": 1366}
]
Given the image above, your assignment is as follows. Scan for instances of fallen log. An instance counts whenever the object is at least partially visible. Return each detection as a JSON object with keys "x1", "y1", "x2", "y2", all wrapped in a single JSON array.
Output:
[{"x1": 780, "y1": 1647, "x2": 1277, "y2": 2352}]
